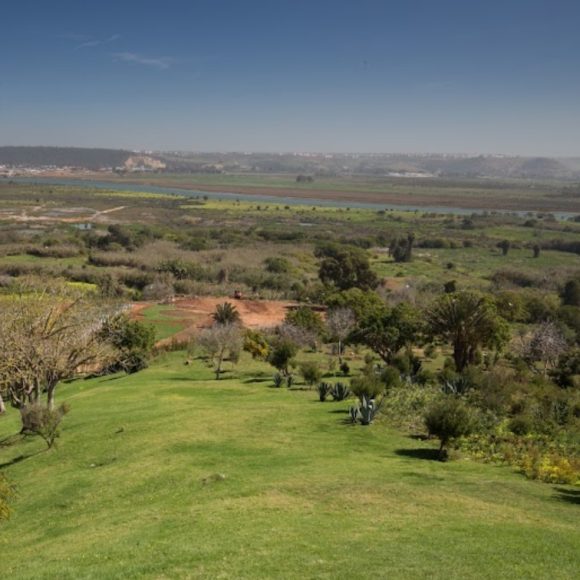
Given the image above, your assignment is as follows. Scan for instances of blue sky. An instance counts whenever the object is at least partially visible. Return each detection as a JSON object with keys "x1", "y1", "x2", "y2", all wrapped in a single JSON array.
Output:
[{"x1": 1, "y1": 0, "x2": 579, "y2": 155}]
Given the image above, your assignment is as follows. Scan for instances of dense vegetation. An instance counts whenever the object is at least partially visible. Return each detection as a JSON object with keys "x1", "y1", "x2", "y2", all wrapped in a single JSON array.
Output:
[{"x1": 0, "y1": 180, "x2": 578, "y2": 577}]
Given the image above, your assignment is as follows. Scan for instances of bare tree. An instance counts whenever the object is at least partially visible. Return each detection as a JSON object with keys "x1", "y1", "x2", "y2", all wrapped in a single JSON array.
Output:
[
  {"x1": 199, "y1": 323, "x2": 243, "y2": 380},
  {"x1": 326, "y1": 308, "x2": 355, "y2": 363},
  {"x1": 518, "y1": 321, "x2": 568, "y2": 376},
  {"x1": 0, "y1": 282, "x2": 116, "y2": 421}
]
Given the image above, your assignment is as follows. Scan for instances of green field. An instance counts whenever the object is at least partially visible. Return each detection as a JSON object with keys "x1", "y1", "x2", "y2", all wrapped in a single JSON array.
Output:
[{"x1": 0, "y1": 352, "x2": 578, "y2": 579}]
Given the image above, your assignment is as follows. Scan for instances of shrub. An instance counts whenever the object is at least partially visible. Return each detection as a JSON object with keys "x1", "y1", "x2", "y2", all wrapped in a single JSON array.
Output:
[
  {"x1": 339, "y1": 361, "x2": 350, "y2": 376},
  {"x1": 21, "y1": 403, "x2": 71, "y2": 449},
  {"x1": 350, "y1": 374, "x2": 384, "y2": 401},
  {"x1": 300, "y1": 361, "x2": 323, "y2": 387},
  {"x1": 264, "y1": 256, "x2": 290, "y2": 274},
  {"x1": 273, "y1": 373, "x2": 284, "y2": 388},
  {"x1": 424, "y1": 398, "x2": 474, "y2": 460}
]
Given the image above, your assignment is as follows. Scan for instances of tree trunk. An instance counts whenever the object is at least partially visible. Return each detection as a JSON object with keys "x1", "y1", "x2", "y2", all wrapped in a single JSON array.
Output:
[
  {"x1": 0, "y1": 392, "x2": 6, "y2": 415},
  {"x1": 47, "y1": 382, "x2": 57, "y2": 410}
]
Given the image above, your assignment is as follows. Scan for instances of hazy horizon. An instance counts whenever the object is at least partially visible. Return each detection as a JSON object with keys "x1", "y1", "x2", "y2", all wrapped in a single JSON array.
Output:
[{"x1": 2, "y1": 1, "x2": 579, "y2": 157}]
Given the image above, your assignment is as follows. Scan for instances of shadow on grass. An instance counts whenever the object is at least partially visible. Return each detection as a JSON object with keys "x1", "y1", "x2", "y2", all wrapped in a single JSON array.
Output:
[
  {"x1": 553, "y1": 487, "x2": 580, "y2": 505},
  {"x1": 0, "y1": 450, "x2": 44, "y2": 470},
  {"x1": 395, "y1": 448, "x2": 441, "y2": 461}
]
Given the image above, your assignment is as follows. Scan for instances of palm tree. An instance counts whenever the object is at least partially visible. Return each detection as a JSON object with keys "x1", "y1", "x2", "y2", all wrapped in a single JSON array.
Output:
[
  {"x1": 211, "y1": 302, "x2": 241, "y2": 325},
  {"x1": 427, "y1": 291, "x2": 509, "y2": 372}
]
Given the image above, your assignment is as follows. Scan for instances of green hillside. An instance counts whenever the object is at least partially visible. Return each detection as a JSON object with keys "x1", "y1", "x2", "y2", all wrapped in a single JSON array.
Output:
[{"x1": 0, "y1": 352, "x2": 578, "y2": 579}]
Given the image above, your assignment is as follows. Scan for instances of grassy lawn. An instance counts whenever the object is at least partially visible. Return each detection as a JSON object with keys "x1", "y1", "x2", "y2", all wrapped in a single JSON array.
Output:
[
  {"x1": 139, "y1": 304, "x2": 186, "y2": 341},
  {"x1": 0, "y1": 352, "x2": 578, "y2": 579}
]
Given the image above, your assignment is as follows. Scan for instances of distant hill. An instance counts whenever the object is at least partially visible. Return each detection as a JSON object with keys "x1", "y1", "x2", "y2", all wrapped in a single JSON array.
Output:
[
  {"x1": 0, "y1": 146, "x2": 133, "y2": 170},
  {"x1": 1, "y1": 146, "x2": 579, "y2": 181}
]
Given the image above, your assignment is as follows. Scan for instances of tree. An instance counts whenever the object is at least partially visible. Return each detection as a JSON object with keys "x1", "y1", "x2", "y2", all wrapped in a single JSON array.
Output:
[
  {"x1": 101, "y1": 314, "x2": 156, "y2": 373},
  {"x1": 390, "y1": 233, "x2": 415, "y2": 263},
  {"x1": 199, "y1": 323, "x2": 242, "y2": 380},
  {"x1": 427, "y1": 292, "x2": 509, "y2": 372},
  {"x1": 325, "y1": 288, "x2": 384, "y2": 320},
  {"x1": 353, "y1": 302, "x2": 421, "y2": 364},
  {"x1": 424, "y1": 398, "x2": 474, "y2": 460},
  {"x1": 561, "y1": 279, "x2": 580, "y2": 307},
  {"x1": 267, "y1": 339, "x2": 298, "y2": 377},
  {"x1": 518, "y1": 321, "x2": 568, "y2": 376},
  {"x1": 316, "y1": 244, "x2": 378, "y2": 291},
  {"x1": 0, "y1": 283, "x2": 116, "y2": 418},
  {"x1": 212, "y1": 302, "x2": 241, "y2": 325},
  {"x1": 497, "y1": 240, "x2": 511, "y2": 256},
  {"x1": 326, "y1": 307, "x2": 356, "y2": 362},
  {"x1": 284, "y1": 307, "x2": 324, "y2": 337}
]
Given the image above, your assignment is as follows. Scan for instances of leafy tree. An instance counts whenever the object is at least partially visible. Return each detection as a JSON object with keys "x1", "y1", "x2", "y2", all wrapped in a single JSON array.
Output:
[
  {"x1": 390, "y1": 232, "x2": 415, "y2": 263},
  {"x1": 427, "y1": 291, "x2": 509, "y2": 372},
  {"x1": 212, "y1": 302, "x2": 241, "y2": 325},
  {"x1": 267, "y1": 339, "x2": 298, "y2": 376},
  {"x1": 325, "y1": 288, "x2": 384, "y2": 320},
  {"x1": 353, "y1": 302, "x2": 422, "y2": 364},
  {"x1": 101, "y1": 314, "x2": 156, "y2": 373},
  {"x1": 424, "y1": 397, "x2": 474, "y2": 460},
  {"x1": 316, "y1": 244, "x2": 378, "y2": 291},
  {"x1": 284, "y1": 307, "x2": 324, "y2": 336}
]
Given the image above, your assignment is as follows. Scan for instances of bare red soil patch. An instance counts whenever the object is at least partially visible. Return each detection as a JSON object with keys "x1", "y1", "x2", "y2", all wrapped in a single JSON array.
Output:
[{"x1": 131, "y1": 296, "x2": 296, "y2": 347}]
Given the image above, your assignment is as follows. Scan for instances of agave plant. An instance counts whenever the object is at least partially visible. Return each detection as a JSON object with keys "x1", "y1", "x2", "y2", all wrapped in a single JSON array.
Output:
[
  {"x1": 316, "y1": 381, "x2": 332, "y2": 402},
  {"x1": 273, "y1": 372, "x2": 284, "y2": 388},
  {"x1": 330, "y1": 382, "x2": 351, "y2": 401}
]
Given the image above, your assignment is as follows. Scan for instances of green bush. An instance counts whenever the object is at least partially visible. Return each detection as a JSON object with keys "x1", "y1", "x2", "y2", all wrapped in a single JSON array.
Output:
[
  {"x1": 424, "y1": 398, "x2": 474, "y2": 460},
  {"x1": 300, "y1": 361, "x2": 323, "y2": 387},
  {"x1": 350, "y1": 374, "x2": 384, "y2": 401}
]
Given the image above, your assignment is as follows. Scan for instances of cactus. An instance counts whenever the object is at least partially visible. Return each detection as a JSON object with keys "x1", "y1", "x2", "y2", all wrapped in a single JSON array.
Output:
[
  {"x1": 357, "y1": 395, "x2": 383, "y2": 425},
  {"x1": 316, "y1": 381, "x2": 332, "y2": 402},
  {"x1": 330, "y1": 381, "x2": 351, "y2": 401},
  {"x1": 349, "y1": 406, "x2": 359, "y2": 423}
]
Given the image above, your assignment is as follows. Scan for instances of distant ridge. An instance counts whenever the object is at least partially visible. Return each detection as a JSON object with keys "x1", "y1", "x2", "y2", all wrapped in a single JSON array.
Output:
[
  {"x1": 1, "y1": 146, "x2": 579, "y2": 181},
  {"x1": 0, "y1": 146, "x2": 133, "y2": 170}
]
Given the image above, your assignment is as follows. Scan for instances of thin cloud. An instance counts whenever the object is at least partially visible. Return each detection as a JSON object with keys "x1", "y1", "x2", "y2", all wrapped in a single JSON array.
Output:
[
  {"x1": 75, "y1": 34, "x2": 120, "y2": 50},
  {"x1": 113, "y1": 52, "x2": 173, "y2": 70}
]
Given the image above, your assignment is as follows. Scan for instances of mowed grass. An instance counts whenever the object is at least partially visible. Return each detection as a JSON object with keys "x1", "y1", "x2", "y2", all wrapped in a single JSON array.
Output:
[
  {"x1": 0, "y1": 352, "x2": 578, "y2": 579},
  {"x1": 139, "y1": 304, "x2": 186, "y2": 340}
]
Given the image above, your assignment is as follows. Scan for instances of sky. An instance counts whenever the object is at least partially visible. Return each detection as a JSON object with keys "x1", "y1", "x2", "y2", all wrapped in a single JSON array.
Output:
[{"x1": 1, "y1": 0, "x2": 579, "y2": 156}]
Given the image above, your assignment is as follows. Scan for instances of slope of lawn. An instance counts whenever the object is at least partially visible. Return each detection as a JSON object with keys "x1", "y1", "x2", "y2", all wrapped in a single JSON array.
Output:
[{"x1": 0, "y1": 352, "x2": 578, "y2": 579}]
